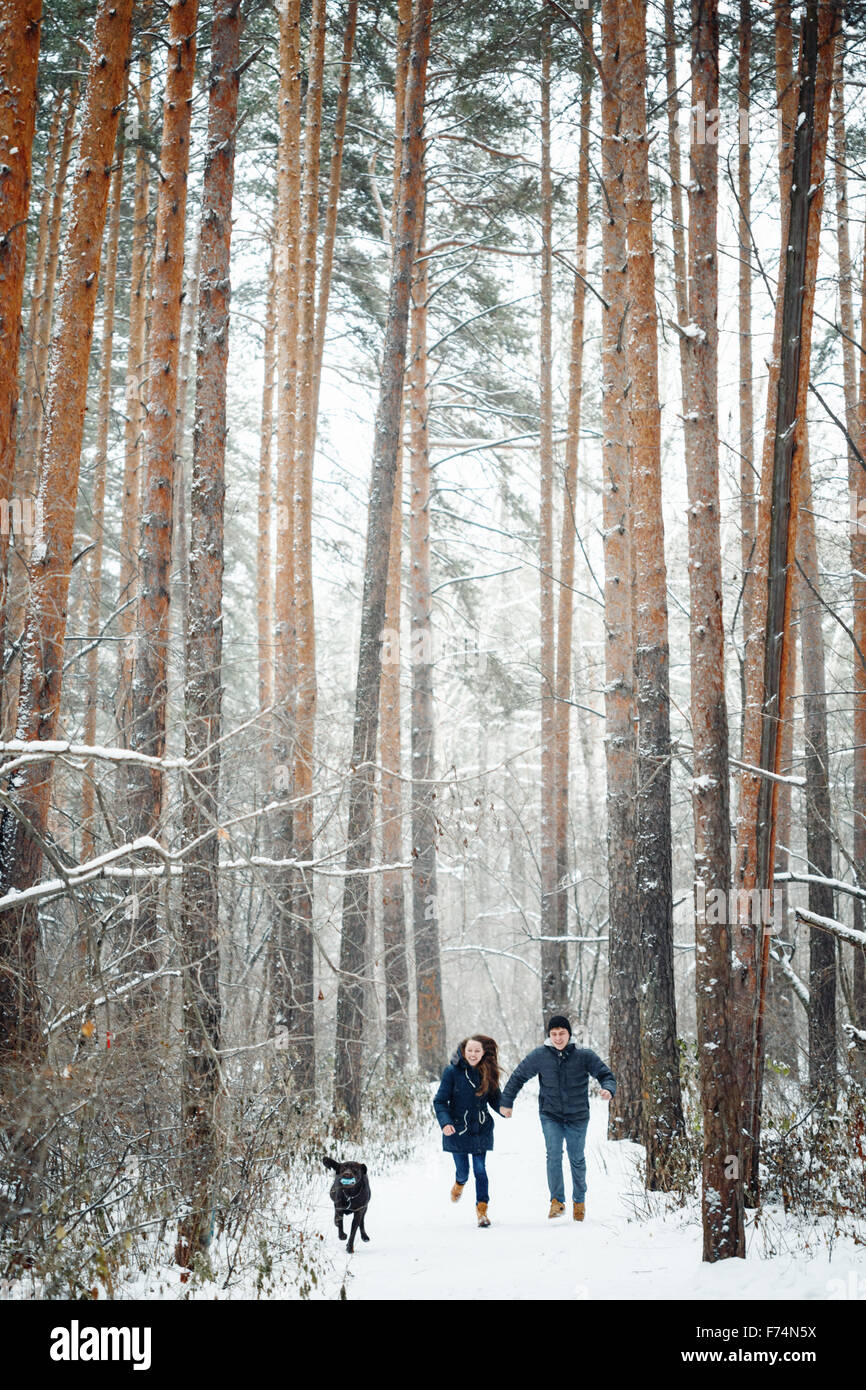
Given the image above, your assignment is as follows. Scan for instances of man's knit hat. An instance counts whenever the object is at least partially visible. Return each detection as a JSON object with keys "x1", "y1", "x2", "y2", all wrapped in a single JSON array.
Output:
[{"x1": 547, "y1": 1015, "x2": 572, "y2": 1036}]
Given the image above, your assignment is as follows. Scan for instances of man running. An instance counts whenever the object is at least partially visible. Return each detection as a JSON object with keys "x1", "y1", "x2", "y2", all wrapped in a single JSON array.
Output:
[{"x1": 499, "y1": 1015, "x2": 615, "y2": 1221}]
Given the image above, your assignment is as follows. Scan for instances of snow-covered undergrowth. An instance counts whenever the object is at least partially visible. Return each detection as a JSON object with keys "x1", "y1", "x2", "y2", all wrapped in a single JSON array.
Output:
[
  {"x1": 1, "y1": 1064, "x2": 432, "y2": 1302},
  {"x1": 3, "y1": 1062, "x2": 863, "y2": 1301}
]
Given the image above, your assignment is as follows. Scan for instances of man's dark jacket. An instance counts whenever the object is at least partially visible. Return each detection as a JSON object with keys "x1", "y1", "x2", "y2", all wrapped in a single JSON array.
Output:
[{"x1": 501, "y1": 1040, "x2": 616, "y2": 1123}]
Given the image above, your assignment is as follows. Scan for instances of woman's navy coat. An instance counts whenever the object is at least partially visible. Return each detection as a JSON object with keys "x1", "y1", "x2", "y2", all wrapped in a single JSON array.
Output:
[{"x1": 433, "y1": 1049, "x2": 502, "y2": 1155}]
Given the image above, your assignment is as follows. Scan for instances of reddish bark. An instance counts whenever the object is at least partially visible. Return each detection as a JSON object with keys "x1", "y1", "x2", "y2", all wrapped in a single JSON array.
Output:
[
  {"x1": 619, "y1": 0, "x2": 684, "y2": 1188},
  {"x1": 0, "y1": 0, "x2": 42, "y2": 722},
  {"x1": 0, "y1": 0, "x2": 134, "y2": 1059}
]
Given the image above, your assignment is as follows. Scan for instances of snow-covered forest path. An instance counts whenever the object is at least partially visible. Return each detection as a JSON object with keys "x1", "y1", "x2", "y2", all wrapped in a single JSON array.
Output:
[{"x1": 310, "y1": 1094, "x2": 866, "y2": 1301}]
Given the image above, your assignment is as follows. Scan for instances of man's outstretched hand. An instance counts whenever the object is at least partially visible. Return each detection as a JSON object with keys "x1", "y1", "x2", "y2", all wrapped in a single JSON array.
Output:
[{"x1": 500, "y1": 1108, "x2": 513, "y2": 1118}]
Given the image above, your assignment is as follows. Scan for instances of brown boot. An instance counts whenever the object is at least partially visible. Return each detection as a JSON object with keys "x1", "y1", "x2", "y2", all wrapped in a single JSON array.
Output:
[
  {"x1": 573, "y1": 1202, "x2": 585, "y2": 1222},
  {"x1": 450, "y1": 1181, "x2": 466, "y2": 1202},
  {"x1": 476, "y1": 1202, "x2": 491, "y2": 1227},
  {"x1": 548, "y1": 1199, "x2": 565, "y2": 1219}
]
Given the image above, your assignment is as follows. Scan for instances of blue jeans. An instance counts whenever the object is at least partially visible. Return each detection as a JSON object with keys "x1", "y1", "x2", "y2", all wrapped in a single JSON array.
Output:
[
  {"x1": 540, "y1": 1115, "x2": 589, "y2": 1203},
  {"x1": 453, "y1": 1152, "x2": 489, "y2": 1203}
]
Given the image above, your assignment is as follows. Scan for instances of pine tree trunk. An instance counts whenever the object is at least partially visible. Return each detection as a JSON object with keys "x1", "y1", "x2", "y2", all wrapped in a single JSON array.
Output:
[
  {"x1": 15, "y1": 87, "x2": 62, "y2": 490},
  {"x1": 380, "y1": 0, "x2": 413, "y2": 1072},
  {"x1": 258, "y1": 240, "x2": 276, "y2": 717},
  {"x1": 0, "y1": 0, "x2": 135, "y2": 1060},
  {"x1": 768, "y1": 631, "x2": 798, "y2": 1076},
  {"x1": 29, "y1": 84, "x2": 78, "y2": 476},
  {"x1": 554, "y1": 16, "x2": 591, "y2": 980},
  {"x1": 408, "y1": 195, "x2": 445, "y2": 1081},
  {"x1": 832, "y1": 36, "x2": 866, "y2": 1086},
  {"x1": 600, "y1": 0, "x2": 641, "y2": 1144},
  {"x1": 797, "y1": 437, "x2": 837, "y2": 1103},
  {"x1": 737, "y1": 0, "x2": 755, "y2": 683},
  {"x1": 739, "y1": 0, "x2": 842, "y2": 1198},
  {"x1": 334, "y1": 0, "x2": 434, "y2": 1124},
  {"x1": 312, "y1": 0, "x2": 359, "y2": 424},
  {"x1": 618, "y1": 0, "x2": 684, "y2": 1188},
  {"x1": 538, "y1": 13, "x2": 566, "y2": 1020},
  {"x1": 289, "y1": 0, "x2": 328, "y2": 1098},
  {"x1": 175, "y1": 0, "x2": 241, "y2": 1268},
  {"x1": 0, "y1": 0, "x2": 42, "y2": 729},
  {"x1": 855, "y1": 241, "x2": 866, "y2": 1084},
  {"x1": 732, "y1": 0, "x2": 797, "y2": 1201},
  {"x1": 269, "y1": 0, "x2": 301, "y2": 1048},
  {"x1": 3, "y1": 84, "x2": 78, "y2": 736},
  {"x1": 173, "y1": 226, "x2": 202, "y2": 684},
  {"x1": 116, "y1": 35, "x2": 152, "y2": 753},
  {"x1": 81, "y1": 115, "x2": 126, "y2": 864},
  {"x1": 125, "y1": 0, "x2": 200, "y2": 1021},
  {"x1": 681, "y1": 0, "x2": 745, "y2": 1261}
]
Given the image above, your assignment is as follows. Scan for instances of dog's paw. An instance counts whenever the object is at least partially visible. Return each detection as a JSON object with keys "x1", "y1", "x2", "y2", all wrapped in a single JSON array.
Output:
[
  {"x1": 337, "y1": 1231, "x2": 346, "y2": 1241},
  {"x1": 361, "y1": 1232, "x2": 370, "y2": 1242}
]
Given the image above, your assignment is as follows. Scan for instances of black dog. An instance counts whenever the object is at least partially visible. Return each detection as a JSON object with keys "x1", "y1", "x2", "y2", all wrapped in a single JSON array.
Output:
[{"x1": 323, "y1": 1156, "x2": 371, "y2": 1254}]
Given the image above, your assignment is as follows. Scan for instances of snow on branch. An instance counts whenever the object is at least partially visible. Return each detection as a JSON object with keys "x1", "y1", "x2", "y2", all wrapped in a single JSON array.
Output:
[
  {"x1": 794, "y1": 906, "x2": 866, "y2": 950},
  {"x1": 775, "y1": 870, "x2": 866, "y2": 903},
  {"x1": 769, "y1": 942, "x2": 810, "y2": 1011},
  {"x1": 44, "y1": 967, "x2": 182, "y2": 1035},
  {"x1": 0, "y1": 831, "x2": 415, "y2": 914}
]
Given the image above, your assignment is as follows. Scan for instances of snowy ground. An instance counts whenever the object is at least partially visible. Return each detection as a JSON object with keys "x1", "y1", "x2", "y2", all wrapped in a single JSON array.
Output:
[{"x1": 311, "y1": 1094, "x2": 866, "y2": 1302}]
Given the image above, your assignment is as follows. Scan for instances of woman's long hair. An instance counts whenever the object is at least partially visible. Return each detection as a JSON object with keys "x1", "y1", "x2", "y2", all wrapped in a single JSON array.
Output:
[{"x1": 459, "y1": 1035, "x2": 501, "y2": 1096}]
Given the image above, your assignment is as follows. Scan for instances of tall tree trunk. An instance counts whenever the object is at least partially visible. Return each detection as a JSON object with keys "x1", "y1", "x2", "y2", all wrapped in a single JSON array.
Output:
[
  {"x1": 538, "y1": 13, "x2": 567, "y2": 1020},
  {"x1": 737, "y1": 0, "x2": 842, "y2": 1199},
  {"x1": 258, "y1": 240, "x2": 276, "y2": 718},
  {"x1": 0, "y1": 0, "x2": 42, "y2": 728},
  {"x1": 738, "y1": 0, "x2": 755, "y2": 691},
  {"x1": 619, "y1": 0, "x2": 684, "y2": 1189},
  {"x1": 176, "y1": 0, "x2": 241, "y2": 1269},
  {"x1": 681, "y1": 0, "x2": 745, "y2": 1261},
  {"x1": 312, "y1": 0, "x2": 359, "y2": 424},
  {"x1": 768, "y1": 631, "x2": 798, "y2": 1077},
  {"x1": 0, "y1": 0, "x2": 134, "y2": 1060},
  {"x1": 288, "y1": 0, "x2": 328, "y2": 1098},
  {"x1": 116, "y1": 36, "x2": 152, "y2": 753},
  {"x1": 408, "y1": 191, "x2": 444, "y2": 1081},
  {"x1": 732, "y1": 0, "x2": 797, "y2": 1201},
  {"x1": 554, "y1": 14, "x2": 591, "y2": 977},
  {"x1": 125, "y1": 0, "x2": 200, "y2": 1021},
  {"x1": 268, "y1": 0, "x2": 301, "y2": 1050},
  {"x1": 29, "y1": 85, "x2": 78, "y2": 477},
  {"x1": 380, "y1": 0, "x2": 413, "y2": 1071},
  {"x1": 601, "y1": 0, "x2": 641, "y2": 1144},
  {"x1": 15, "y1": 86, "x2": 62, "y2": 492},
  {"x1": 855, "y1": 231, "x2": 866, "y2": 1086},
  {"x1": 81, "y1": 114, "x2": 126, "y2": 864},
  {"x1": 797, "y1": 436, "x2": 836, "y2": 1103},
  {"x1": 173, "y1": 225, "x2": 202, "y2": 690},
  {"x1": 3, "y1": 84, "x2": 78, "y2": 736},
  {"x1": 832, "y1": 35, "x2": 866, "y2": 1086},
  {"x1": 334, "y1": 0, "x2": 434, "y2": 1124}
]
